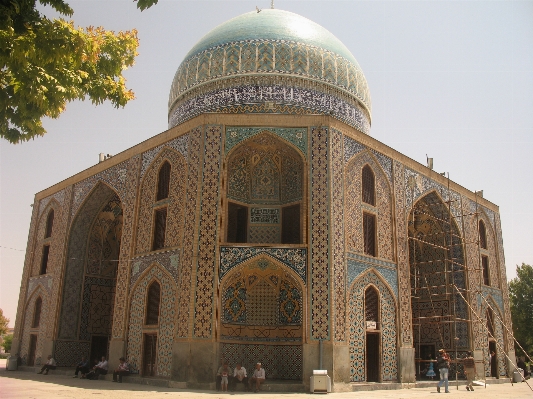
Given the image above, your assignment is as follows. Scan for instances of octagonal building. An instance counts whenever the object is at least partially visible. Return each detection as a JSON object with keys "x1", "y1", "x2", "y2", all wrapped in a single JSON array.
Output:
[{"x1": 12, "y1": 8, "x2": 515, "y2": 391}]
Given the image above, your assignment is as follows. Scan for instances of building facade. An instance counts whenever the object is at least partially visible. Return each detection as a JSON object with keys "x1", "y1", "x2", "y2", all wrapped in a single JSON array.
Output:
[{"x1": 12, "y1": 9, "x2": 514, "y2": 390}]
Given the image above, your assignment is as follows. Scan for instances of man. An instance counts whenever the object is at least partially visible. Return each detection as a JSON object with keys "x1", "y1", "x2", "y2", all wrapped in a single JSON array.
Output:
[
  {"x1": 86, "y1": 356, "x2": 108, "y2": 380},
  {"x1": 112, "y1": 357, "x2": 130, "y2": 383},
  {"x1": 37, "y1": 355, "x2": 56, "y2": 375},
  {"x1": 73, "y1": 356, "x2": 89, "y2": 378},
  {"x1": 463, "y1": 351, "x2": 475, "y2": 391},
  {"x1": 517, "y1": 356, "x2": 530, "y2": 380},
  {"x1": 436, "y1": 349, "x2": 450, "y2": 393},
  {"x1": 249, "y1": 362, "x2": 266, "y2": 393},
  {"x1": 232, "y1": 362, "x2": 248, "y2": 391},
  {"x1": 216, "y1": 358, "x2": 231, "y2": 391}
]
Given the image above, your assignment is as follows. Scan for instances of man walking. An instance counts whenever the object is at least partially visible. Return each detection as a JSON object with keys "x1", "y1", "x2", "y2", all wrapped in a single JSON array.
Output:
[
  {"x1": 463, "y1": 351, "x2": 475, "y2": 391},
  {"x1": 436, "y1": 349, "x2": 450, "y2": 393}
]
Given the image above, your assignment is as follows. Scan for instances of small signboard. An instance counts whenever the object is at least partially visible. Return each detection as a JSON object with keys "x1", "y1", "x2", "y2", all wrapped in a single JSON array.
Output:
[{"x1": 366, "y1": 321, "x2": 377, "y2": 330}]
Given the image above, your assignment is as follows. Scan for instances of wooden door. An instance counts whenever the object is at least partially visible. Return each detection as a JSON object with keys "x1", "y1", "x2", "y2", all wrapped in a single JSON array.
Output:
[
  {"x1": 28, "y1": 335, "x2": 37, "y2": 366},
  {"x1": 143, "y1": 334, "x2": 157, "y2": 377}
]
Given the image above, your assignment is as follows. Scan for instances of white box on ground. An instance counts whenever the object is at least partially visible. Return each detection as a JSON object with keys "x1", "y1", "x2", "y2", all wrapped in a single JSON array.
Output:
[{"x1": 310, "y1": 370, "x2": 331, "y2": 393}]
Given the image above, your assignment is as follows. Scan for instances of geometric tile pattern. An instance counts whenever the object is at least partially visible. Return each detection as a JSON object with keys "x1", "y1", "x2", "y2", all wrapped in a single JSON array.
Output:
[
  {"x1": 348, "y1": 269, "x2": 397, "y2": 381},
  {"x1": 343, "y1": 136, "x2": 392, "y2": 184},
  {"x1": 79, "y1": 277, "x2": 116, "y2": 341},
  {"x1": 169, "y1": 79, "x2": 371, "y2": 135},
  {"x1": 219, "y1": 247, "x2": 307, "y2": 284},
  {"x1": 19, "y1": 286, "x2": 48, "y2": 366},
  {"x1": 221, "y1": 343, "x2": 303, "y2": 380},
  {"x1": 177, "y1": 127, "x2": 203, "y2": 338},
  {"x1": 346, "y1": 258, "x2": 398, "y2": 298},
  {"x1": 30, "y1": 200, "x2": 59, "y2": 277},
  {"x1": 169, "y1": 39, "x2": 371, "y2": 113},
  {"x1": 226, "y1": 127, "x2": 308, "y2": 158},
  {"x1": 127, "y1": 264, "x2": 177, "y2": 377},
  {"x1": 54, "y1": 340, "x2": 91, "y2": 367},
  {"x1": 345, "y1": 150, "x2": 393, "y2": 260},
  {"x1": 193, "y1": 125, "x2": 222, "y2": 338},
  {"x1": 140, "y1": 134, "x2": 189, "y2": 177},
  {"x1": 331, "y1": 128, "x2": 346, "y2": 342},
  {"x1": 480, "y1": 298, "x2": 507, "y2": 377},
  {"x1": 130, "y1": 250, "x2": 180, "y2": 289},
  {"x1": 310, "y1": 126, "x2": 329, "y2": 340},
  {"x1": 135, "y1": 147, "x2": 187, "y2": 254},
  {"x1": 249, "y1": 225, "x2": 280, "y2": 244}
]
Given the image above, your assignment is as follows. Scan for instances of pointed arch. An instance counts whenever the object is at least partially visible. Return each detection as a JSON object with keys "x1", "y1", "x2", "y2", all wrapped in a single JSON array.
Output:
[
  {"x1": 475, "y1": 209, "x2": 500, "y2": 289},
  {"x1": 45, "y1": 209, "x2": 55, "y2": 238},
  {"x1": 136, "y1": 147, "x2": 187, "y2": 254},
  {"x1": 127, "y1": 263, "x2": 177, "y2": 378},
  {"x1": 20, "y1": 286, "x2": 47, "y2": 366},
  {"x1": 345, "y1": 150, "x2": 393, "y2": 260},
  {"x1": 32, "y1": 297, "x2": 43, "y2": 328},
  {"x1": 32, "y1": 199, "x2": 60, "y2": 276},
  {"x1": 145, "y1": 280, "x2": 161, "y2": 325},
  {"x1": 347, "y1": 269, "x2": 397, "y2": 382},
  {"x1": 480, "y1": 296, "x2": 507, "y2": 377}
]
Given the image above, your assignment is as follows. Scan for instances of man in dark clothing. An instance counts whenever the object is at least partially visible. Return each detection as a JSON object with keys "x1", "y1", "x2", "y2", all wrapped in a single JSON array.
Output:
[
  {"x1": 436, "y1": 349, "x2": 450, "y2": 393},
  {"x1": 463, "y1": 351, "x2": 476, "y2": 391},
  {"x1": 73, "y1": 356, "x2": 90, "y2": 378}
]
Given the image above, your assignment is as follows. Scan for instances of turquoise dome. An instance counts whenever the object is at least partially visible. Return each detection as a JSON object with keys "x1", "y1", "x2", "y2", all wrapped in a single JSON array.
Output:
[{"x1": 168, "y1": 9, "x2": 372, "y2": 134}]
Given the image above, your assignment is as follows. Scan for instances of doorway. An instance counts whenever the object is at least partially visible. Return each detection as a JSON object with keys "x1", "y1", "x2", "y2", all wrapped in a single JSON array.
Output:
[
  {"x1": 27, "y1": 335, "x2": 37, "y2": 366},
  {"x1": 143, "y1": 334, "x2": 158, "y2": 377},
  {"x1": 90, "y1": 336, "x2": 108, "y2": 363},
  {"x1": 489, "y1": 341, "x2": 498, "y2": 377},
  {"x1": 366, "y1": 333, "x2": 380, "y2": 382}
]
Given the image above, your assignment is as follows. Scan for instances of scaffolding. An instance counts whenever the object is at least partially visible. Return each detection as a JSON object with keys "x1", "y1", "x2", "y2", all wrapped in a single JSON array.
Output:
[{"x1": 408, "y1": 173, "x2": 533, "y2": 391}]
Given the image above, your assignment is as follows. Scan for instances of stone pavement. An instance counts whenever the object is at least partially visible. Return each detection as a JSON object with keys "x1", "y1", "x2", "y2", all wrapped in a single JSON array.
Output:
[{"x1": 1, "y1": 360, "x2": 532, "y2": 399}]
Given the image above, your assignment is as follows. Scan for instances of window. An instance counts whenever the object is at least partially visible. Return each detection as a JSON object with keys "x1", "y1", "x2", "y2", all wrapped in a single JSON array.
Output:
[
  {"x1": 45, "y1": 210, "x2": 54, "y2": 238},
  {"x1": 362, "y1": 165, "x2": 375, "y2": 206},
  {"x1": 282, "y1": 204, "x2": 300, "y2": 244},
  {"x1": 486, "y1": 308, "x2": 494, "y2": 336},
  {"x1": 40, "y1": 245, "x2": 50, "y2": 275},
  {"x1": 32, "y1": 297, "x2": 42, "y2": 328},
  {"x1": 156, "y1": 161, "x2": 171, "y2": 201},
  {"x1": 227, "y1": 202, "x2": 248, "y2": 243},
  {"x1": 363, "y1": 212, "x2": 376, "y2": 257},
  {"x1": 152, "y1": 208, "x2": 167, "y2": 251},
  {"x1": 365, "y1": 287, "x2": 379, "y2": 328},
  {"x1": 145, "y1": 281, "x2": 161, "y2": 325},
  {"x1": 479, "y1": 220, "x2": 487, "y2": 249},
  {"x1": 482, "y1": 255, "x2": 490, "y2": 286}
]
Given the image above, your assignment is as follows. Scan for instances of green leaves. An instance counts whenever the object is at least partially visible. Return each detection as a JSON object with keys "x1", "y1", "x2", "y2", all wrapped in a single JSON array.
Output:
[
  {"x1": 0, "y1": 0, "x2": 139, "y2": 143},
  {"x1": 134, "y1": 0, "x2": 159, "y2": 12},
  {"x1": 509, "y1": 263, "x2": 533, "y2": 357}
]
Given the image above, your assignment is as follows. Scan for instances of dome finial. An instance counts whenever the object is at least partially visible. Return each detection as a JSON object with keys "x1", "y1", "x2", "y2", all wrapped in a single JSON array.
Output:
[{"x1": 271, "y1": 0, "x2": 274, "y2": 9}]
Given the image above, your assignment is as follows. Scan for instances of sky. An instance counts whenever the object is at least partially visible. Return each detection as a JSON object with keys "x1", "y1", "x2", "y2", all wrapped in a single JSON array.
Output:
[{"x1": 0, "y1": 0, "x2": 532, "y2": 328}]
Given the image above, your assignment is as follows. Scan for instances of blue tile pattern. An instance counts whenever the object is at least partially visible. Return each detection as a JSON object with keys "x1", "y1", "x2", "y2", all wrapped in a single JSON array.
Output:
[
  {"x1": 226, "y1": 126, "x2": 307, "y2": 157},
  {"x1": 346, "y1": 256, "x2": 398, "y2": 298}
]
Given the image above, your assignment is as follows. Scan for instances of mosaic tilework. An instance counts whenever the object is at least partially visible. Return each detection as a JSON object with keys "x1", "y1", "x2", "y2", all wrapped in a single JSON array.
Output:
[
  {"x1": 348, "y1": 270, "x2": 397, "y2": 382},
  {"x1": 135, "y1": 148, "x2": 187, "y2": 254},
  {"x1": 177, "y1": 127, "x2": 203, "y2": 338},
  {"x1": 346, "y1": 258, "x2": 398, "y2": 298},
  {"x1": 169, "y1": 79, "x2": 371, "y2": 136},
  {"x1": 221, "y1": 343, "x2": 302, "y2": 380},
  {"x1": 54, "y1": 340, "x2": 91, "y2": 367},
  {"x1": 345, "y1": 150, "x2": 394, "y2": 260},
  {"x1": 71, "y1": 161, "x2": 130, "y2": 218},
  {"x1": 140, "y1": 135, "x2": 189, "y2": 177},
  {"x1": 392, "y1": 161, "x2": 413, "y2": 346},
  {"x1": 249, "y1": 225, "x2": 280, "y2": 244},
  {"x1": 193, "y1": 125, "x2": 222, "y2": 338},
  {"x1": 30, "y1": 200, "x2": 60, "y2": 276},
  {"x1": 250, "y1": 208, "x2": 279, "y2": 224},
  {"x1": 130, "y1": 250, "x2": 180, "y2": 288},
  {"x1": 343, "y1": 136, "x2": 365, "y2": 162},
  {"x1": 79, "y1": 277, "x2": 116, "y2": 341},
  {"x1": 111, "y1": 155, "x2": 141, "y2": 339},
  {"x1": 169, "y1": 38, "x2": 371, "y2": 114},
  {"x1": 37, "y1": 191, "x2": 65, "y2": 219},
  {"x1": 26, "y1": 276, "x2": 53, "y2": 299},
  {"x1": 480, "y1": 299, "x2": 507, "y2": 377},
  {"x1": 227, "y1": 131, "x2": 304, "y2": 205},
  {"x1": 59, "y1": 184, "x2": 118, "y2": 340},
  {"x1": 226, "y1": 127, "x2": 308, "y2": 158},
  {"x1": 310, "y1": 126, "x2": 329, "y2": 340},
  {"x1": 127, "y1": 265, "x2": 177, "y2": 377},
  {"x1": 330, "y1": 128, "x2": 346, "y2": 342},
  {"x1": 19, "y1": 287, "x2": 48, "y2": 366},
  {"x1": 219, "y1": 247, "x2": 306, "y2": 283}
]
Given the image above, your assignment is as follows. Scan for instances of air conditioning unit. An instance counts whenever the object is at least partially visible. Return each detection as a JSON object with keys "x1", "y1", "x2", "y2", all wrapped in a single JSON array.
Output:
[{"x1": 310, "y1": 370, "x2": 331, "y2": 393}]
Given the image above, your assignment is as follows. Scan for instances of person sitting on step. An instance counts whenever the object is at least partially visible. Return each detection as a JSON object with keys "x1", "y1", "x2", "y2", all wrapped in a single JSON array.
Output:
[
  {"x1": 249, "y1": 362, "x2": 266, "y2": 393},
  {"x1": 37, "y1": 355, "x2": 56, "y2": 375}
]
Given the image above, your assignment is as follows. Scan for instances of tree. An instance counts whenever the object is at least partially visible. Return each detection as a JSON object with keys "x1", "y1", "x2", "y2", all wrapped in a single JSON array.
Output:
[
  {"x1": 509, "y1": 263, "x2": 533, "y2": 357},
  {"x1": 0, "y1": 0, "x2": 141, "y2": 143},
  {"x1": 0, "y1": 308, "x2": 9, "y2": 336},
  {"x1": 1, "y1": 334, "x2": 13, "y2": 353}
]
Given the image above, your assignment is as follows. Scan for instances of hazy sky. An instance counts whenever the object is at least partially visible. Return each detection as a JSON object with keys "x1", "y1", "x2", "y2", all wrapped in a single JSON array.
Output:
[{"x1": 0, "y1": 0, "x2": 532, "y2": 327}]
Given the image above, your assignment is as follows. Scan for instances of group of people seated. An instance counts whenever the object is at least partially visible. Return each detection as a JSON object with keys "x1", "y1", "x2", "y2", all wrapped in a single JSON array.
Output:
[{"x1": 216, "y1": 359, "x2": 266, "y2": 392}]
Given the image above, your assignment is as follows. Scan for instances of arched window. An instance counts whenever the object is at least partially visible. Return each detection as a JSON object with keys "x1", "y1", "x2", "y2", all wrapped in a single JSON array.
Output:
[
  {"x1": 365, "y1": 286, "x2": 379, "y2": 328},
  {"x1": 45, "y1": 210, "x2": 54, "y2": 238},
  {"x1": 157, "y1": 161, "x2": 171, "y2": 201},
  {"x1": 486, "y1": 308, "x2": 494, "y2": 336},
  {"x1": 362, "y1": 165, "x2": 375, "y2": 206},
  {"x1": 479, "y1": 220, "x2": 487, "y2": 249},
  {"x1": 40, "y1": 245, "x2": 50, "y2": 275},
  {"x1": 145, "y1": 281, "x2": 161, "y2": 325},
  {"x1": 363, "y1": 212, "x2": 376, "y2": 257},
  {"x1": 482, "y1": 255, "x2": 490, "y2": 286},
  {"x1": 32, "y1": 297, "x2": 42, "y2": 328},
  {"x1": 152, "y1": 208, "x2": 167, "y2": 251}
]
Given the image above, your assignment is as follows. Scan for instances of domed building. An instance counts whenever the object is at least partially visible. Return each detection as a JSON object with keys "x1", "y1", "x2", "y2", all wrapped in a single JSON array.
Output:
[{"x1": 12, "y1": 8, "x2": 514, "y2": 391}]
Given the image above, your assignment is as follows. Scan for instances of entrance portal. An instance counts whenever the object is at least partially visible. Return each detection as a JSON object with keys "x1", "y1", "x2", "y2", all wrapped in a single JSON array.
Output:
[
  {"x1": 90, "y1": 336, "x2": 108, "y2": 363},
  {"x1": 366, "y1": 333, "x2": 380, "y2": 382}
]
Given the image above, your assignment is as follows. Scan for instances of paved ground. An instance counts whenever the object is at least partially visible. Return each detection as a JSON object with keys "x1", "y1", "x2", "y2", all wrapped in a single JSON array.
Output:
[{"x1": 1, "y1": 360, "x2": 532, "y2": 399}]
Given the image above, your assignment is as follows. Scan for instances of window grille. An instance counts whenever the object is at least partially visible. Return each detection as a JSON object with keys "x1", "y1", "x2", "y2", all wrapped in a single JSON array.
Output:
[
  {"x1": 365, "y1": 287, "x2": 379, "y2": 326},
  {"x1": 363, "y1": 212, "x2": 376, "y2": 257},
  {"x1": 362, "y1": 165, "x2": 376, "y2": 206},
  {"x1": 32, "y1": 297, "x2": 42, "y2": 328},
  {"x1": 482, "y1": 255, "x2": 490, "y2": 286},
  {"x1": 40, "y1": 245, "x2": 50, "y2": 275},
  {"x1": 152, "y1": 208, "x2": 167, "y2": 251},
  {"x1": 157, "y1": 161, "x2": 171, "y2": 201},
  {"x1": 145, "y1": 281, "x2": 161, "y2": 325},
  {"x1": 45, "y1": 210, "x2": 54, "y2": 238},
  {"x1": 479, "y1": 220, "x2": 487, "y2": 249}
]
